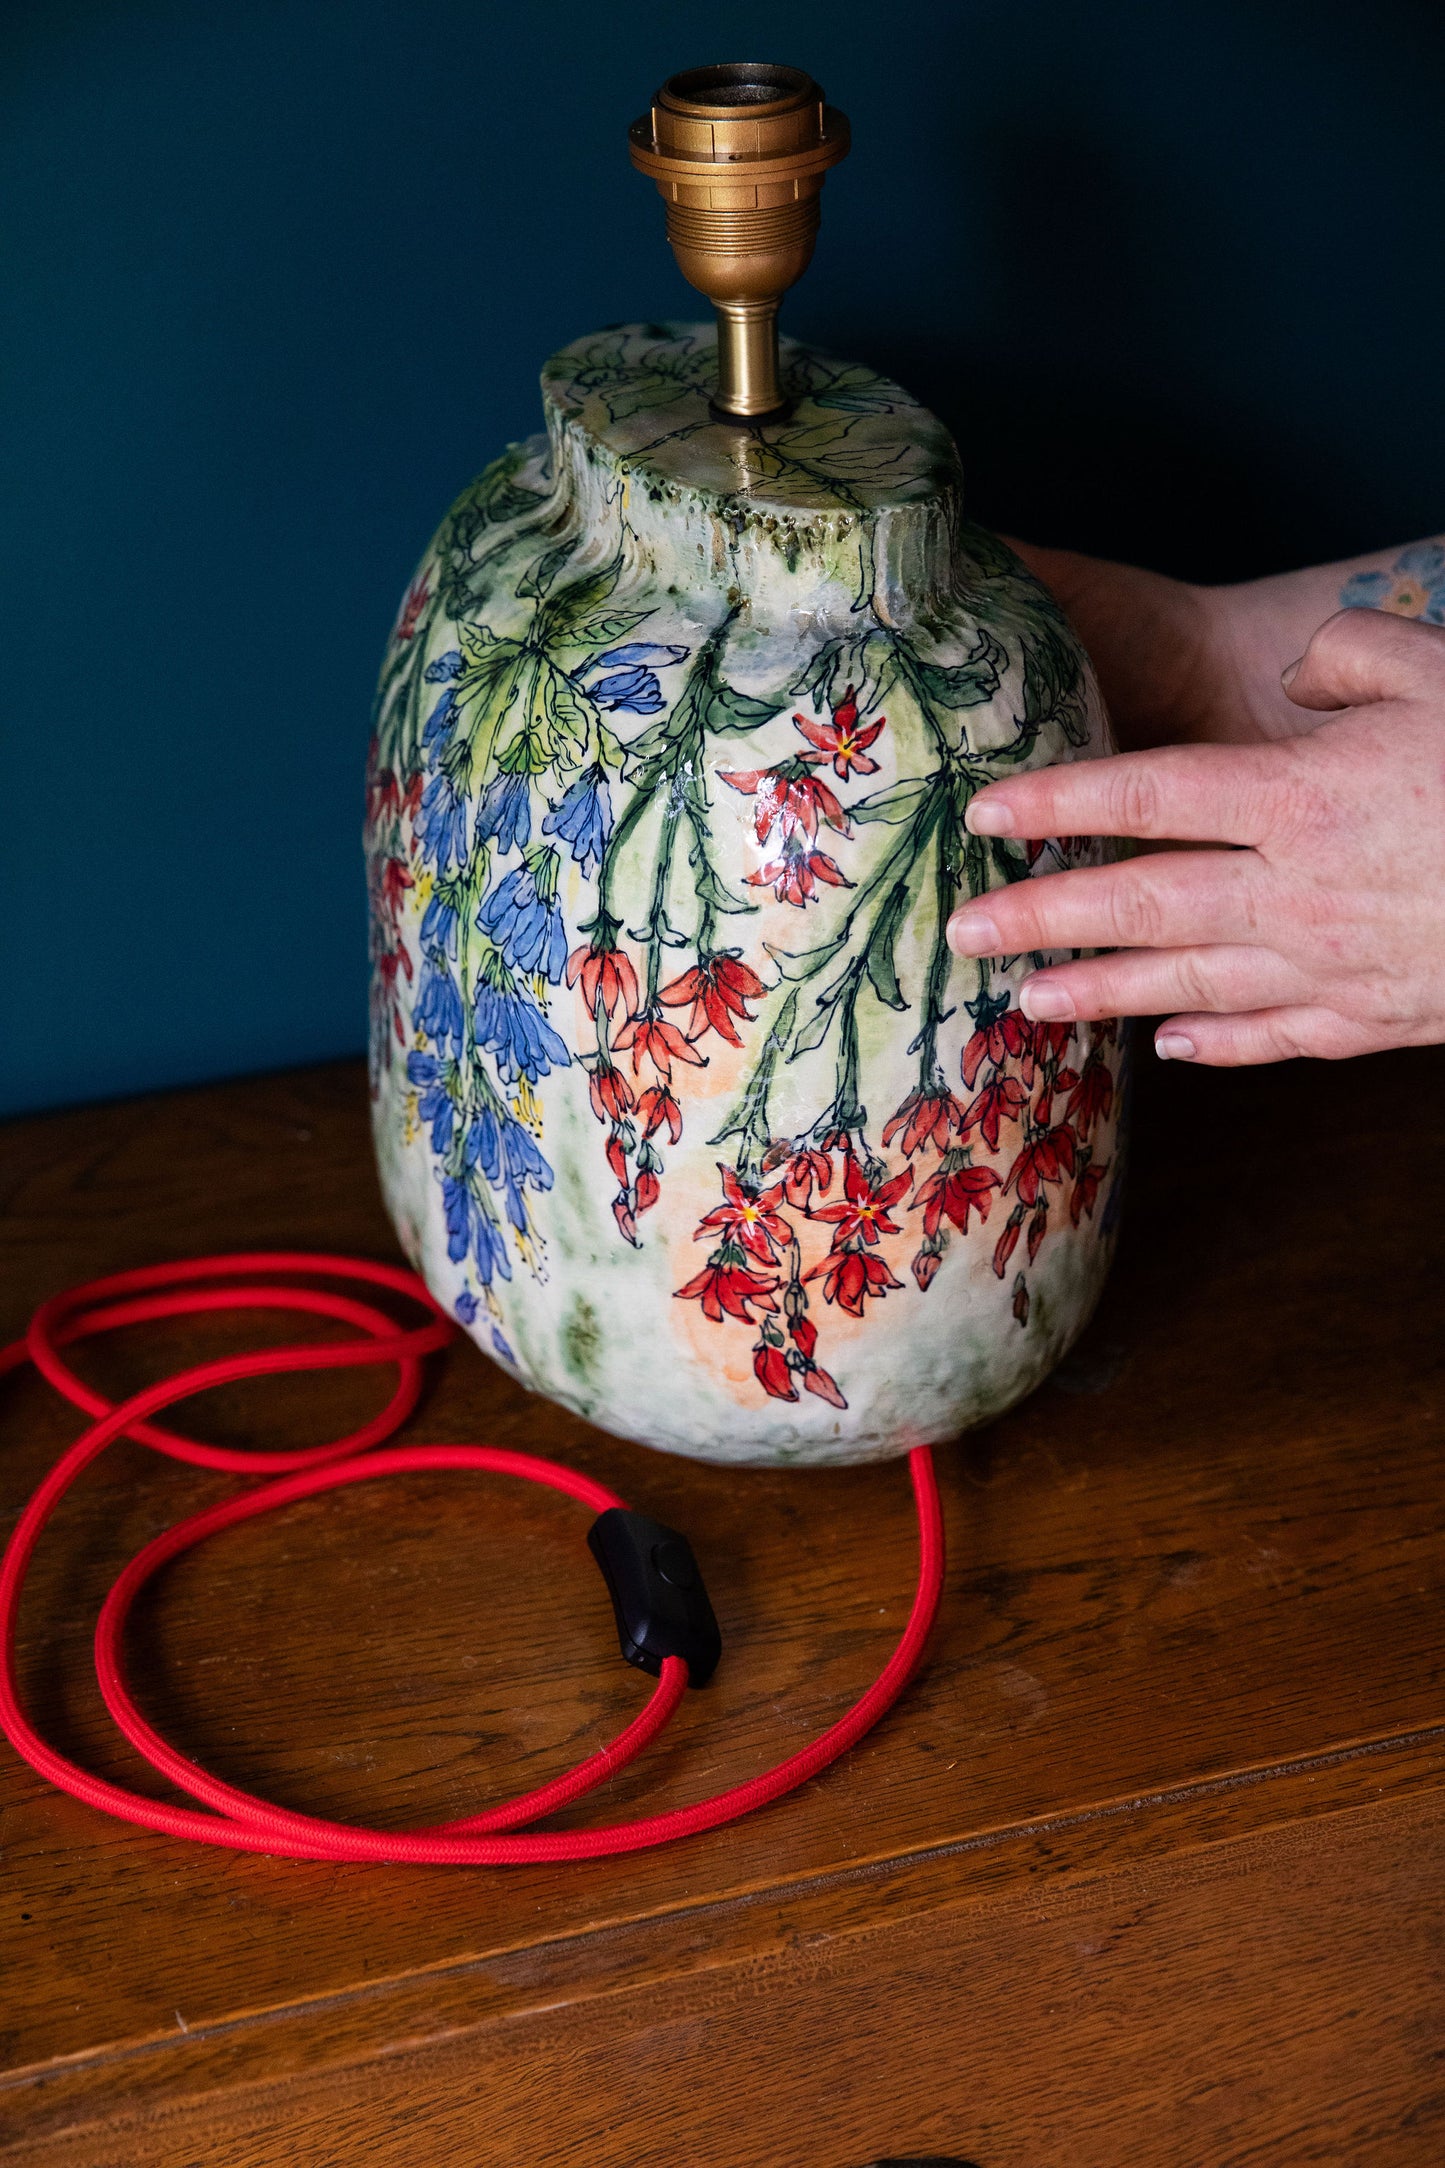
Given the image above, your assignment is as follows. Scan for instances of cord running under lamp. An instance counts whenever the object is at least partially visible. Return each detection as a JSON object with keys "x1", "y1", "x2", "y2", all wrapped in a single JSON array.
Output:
[{"x1": 0, "y1": 1254, "x2": 945, "y2": 1865}]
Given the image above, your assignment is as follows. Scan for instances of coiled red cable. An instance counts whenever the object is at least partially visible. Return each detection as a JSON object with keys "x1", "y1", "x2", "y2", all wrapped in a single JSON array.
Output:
[{"x1": 0, "y1": 1253, "x2": 944, "y2": 1864}]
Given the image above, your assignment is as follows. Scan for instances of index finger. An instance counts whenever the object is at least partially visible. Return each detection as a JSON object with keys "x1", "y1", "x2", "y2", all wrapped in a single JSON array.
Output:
[{"x1": 965, "y1": 742, "x2": 1283, "y2": 846}]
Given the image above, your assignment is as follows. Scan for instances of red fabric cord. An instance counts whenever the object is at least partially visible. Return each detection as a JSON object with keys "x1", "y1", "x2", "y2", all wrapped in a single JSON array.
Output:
[{"x1": 0, "y1": 1254, "x2": 944, "y2": 1864}]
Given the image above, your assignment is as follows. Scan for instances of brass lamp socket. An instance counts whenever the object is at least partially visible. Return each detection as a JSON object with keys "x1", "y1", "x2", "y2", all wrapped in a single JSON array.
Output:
[{"x1": 629, "y1": 62, "x2": 850, "y2": 422}]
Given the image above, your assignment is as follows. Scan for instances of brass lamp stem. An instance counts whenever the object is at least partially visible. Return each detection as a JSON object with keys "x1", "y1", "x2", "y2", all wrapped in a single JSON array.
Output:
[
  {"x1": 714, "y1": 299, "x2": 783, "y2": 418},
  {"x1": 629, "y1": 63, "x2": 850, "y2": 424}
]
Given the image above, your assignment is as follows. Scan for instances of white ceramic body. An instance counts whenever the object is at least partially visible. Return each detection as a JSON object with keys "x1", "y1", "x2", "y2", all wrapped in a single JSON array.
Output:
[{"x1": 366, "y1": 324, "x2": 1125, "y2": 1465}]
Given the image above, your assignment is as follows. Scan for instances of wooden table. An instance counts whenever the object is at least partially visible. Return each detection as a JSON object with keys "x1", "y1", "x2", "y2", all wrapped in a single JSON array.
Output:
[{"x1": 1, "y1": 1048, "x2": 1442, "y2": 2166}]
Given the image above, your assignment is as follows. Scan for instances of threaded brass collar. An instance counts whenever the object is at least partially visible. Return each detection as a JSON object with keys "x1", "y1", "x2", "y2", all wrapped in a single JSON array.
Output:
[{"x1": 629, "y1": 62, "x2": 850, "y2": 420}]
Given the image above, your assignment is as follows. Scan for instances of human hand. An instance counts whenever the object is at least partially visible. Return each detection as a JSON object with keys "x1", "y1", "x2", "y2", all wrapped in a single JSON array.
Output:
[
  {"x1": 1006, "y1": 540, "x2": 1313, "y2": 750},
  {"x1": 946, "y1": 609, "x2": 1445, "y2": 1065}
]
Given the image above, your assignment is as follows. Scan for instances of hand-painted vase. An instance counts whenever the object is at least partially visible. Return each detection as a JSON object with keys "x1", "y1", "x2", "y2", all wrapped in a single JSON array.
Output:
[{"x1": 366, "y1": 323, "x2": 1126, "y2": 1465}]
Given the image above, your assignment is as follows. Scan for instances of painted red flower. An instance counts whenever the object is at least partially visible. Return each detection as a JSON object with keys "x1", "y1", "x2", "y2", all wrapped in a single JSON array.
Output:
[
  {"x1": 589, "y1": 1061, "x2": 635, "y2": 1123},
  {"x1": 792, "y1": 685, "x2": 886, "y2": 781},
  {"x1": 1031, "y1": 1019, "x2": 1076, "y2": 1073},
  {"x1": 804, "y1": 1362, "x2": 847, "y2": 1407},
  {"x1": 771, "y1": 1144, "x2": 832, "y2": 1209},
  {"x1": 961, "y1": 1075, "x2": 1030, "y2": 1153},
  {"x1": 882, "y1": 1087, "x2": 969, "y2": 1156},
  {"x1": 911, "y1": 1243, "x2": 944, "y2": 1292},
  {"x1": 611, "y1": 1013, "x2": 707, "y2": 1082},
  {"x1": 637, "y1": 1084, "x2": 682, "y2": 1143},
  {"x1": 1004, "y1": 1124, "x2": 1078, "y2": 1207},
  {"x1": 695, "y1": 1165, "x2": 792, "y2": 1265},
  {"x1": 810, "y1": 1156, "x2": 913, "y2": 1246},
  {"x1": 612, "y1": 1192, "x2": 638, "y2": 1246},
  {"x1": 635, "y1": 1167, "x2": 661, "y2": 1216},
  {"x1": 376, "y1": 945, "x2": 413, "y2": 992},
  {"x1": 380, "y1": 859, "x2": 414, "y2": 920},
  {"x1": 789, "y1": 1313, "x2": 818, "y2": 1359},
  {"x1": 962, "y1": 1005, "x2": 1034, "y2": 1087},
  {"x1": 1026, "y1": 1207, "x2": 1049, "y2": 1264},
  {"x1": 1026, "y1": 834, "x2": 1088, "y2": 868},
  {"x1": 395, "y1": 572, "x2": 430, "y2": 643},
  {"x1": 605, "y1": 1132, "x2": 628, "y2": 1185},
  {"x1": 658, "y1": 953, "x2": 767, "y2": 1047},
  {"x1": 806, "y1": 1245, "x2": 903, "y2": 1317},
  {"x1": 992, "y1": 1207, "x2": 1025, "y2": 1279},
  {"x1": 1012, "y1": 1275, "x2": 1031, "y2": 1327},
  {"x1": 720, "y1": 766, "x2": 850, "y2": 849},
  {"x1": 753, "y1": 1341, "x2": 798, "y2": 1402},
  {"x1": 1071, "y1": 1158, "x2": 1110, "y2": 1225},
  {"x1": 1066, "y1": 1059, "x2": 1114, "y2": 1136},
  {"x1": 913, "y1": 1161, "x2": 1001, "y2": 1239},
  {"x1": 675, "y1": 1260, "x2": 780, "y2": 1324},
  {"x1": 746, "y1": 841, "x2": 853, "y2": 909},
  {"x1": 566, "y1": 944, "x2": 640, "y2": 1021}
]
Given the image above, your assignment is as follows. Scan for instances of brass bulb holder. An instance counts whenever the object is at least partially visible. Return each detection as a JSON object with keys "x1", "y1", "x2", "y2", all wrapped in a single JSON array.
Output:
[{"x1": 629, "y1": 62, "x2": 850, "y2": 422}]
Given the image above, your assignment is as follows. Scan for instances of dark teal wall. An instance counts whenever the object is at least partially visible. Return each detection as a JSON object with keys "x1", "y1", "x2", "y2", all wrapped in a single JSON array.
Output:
[{"x1": 5, "y1": 0, "x2": 1443, "y2": 1115}]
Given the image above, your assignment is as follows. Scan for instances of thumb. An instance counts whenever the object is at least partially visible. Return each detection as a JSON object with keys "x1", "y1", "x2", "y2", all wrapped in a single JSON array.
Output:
[{"x1": 1283, "y1": 606, "x2": 1445, "y2": 711}]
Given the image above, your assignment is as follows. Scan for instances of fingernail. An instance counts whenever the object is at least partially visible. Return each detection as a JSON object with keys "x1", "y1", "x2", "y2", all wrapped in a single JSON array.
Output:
[
  {"x1": 1280, "y1": 657, "x2": 1302, "y2": 689},
  {"x1": 1155, "y1": 1031, "x2": 1197, "y2": 1061},
  {"x1": 947, "y1": 909, "x2": 1002, "y2": 957},
  {"x1": 1020, "y1": 978, "x2": 1075, "y2": 1022},
  {"x1": 965, "y1": 800, "x2": 1014, "y2": 835}
]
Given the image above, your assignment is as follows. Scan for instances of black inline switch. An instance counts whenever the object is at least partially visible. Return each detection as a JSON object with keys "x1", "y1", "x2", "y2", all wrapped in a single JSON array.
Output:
[{"x1": 587, "y1": 1509, "x2": 722, "y2": 1685}]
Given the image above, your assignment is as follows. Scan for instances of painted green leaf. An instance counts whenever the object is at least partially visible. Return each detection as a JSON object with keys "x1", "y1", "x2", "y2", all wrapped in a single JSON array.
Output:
[
  {"x1": 705, "y1": 680, "x2": 783, "y2": 734},
  {"x1": 540, "y1": 663, "x2": 592, "y2": 766},
  {"x1": 684, "y1": 797, "x2": 756, "y2": 916},
  {"x1": 863, "y1": 882, "x2": 912, "y2": 1012},
  {"x1": 707, "y1": 987, "x2": 798, "y2": 1158},
  {"x1": 914, "y1": 628, "x2": 1008, "y2": 709},
  {"x1": 455, "y1": 624, "x2": 525, "y2": 715},
  {"x1": 954, "y1": 520, "x2": 1022, "y2": 582},
  {"x1": 988, "y1": 836, "x2": 1032, "y2": 886},
  {"x1": 849, "y1": 777, "x2": 933, "y2": 825},
  {"x1": 515, "y1": 538, "x2": 576, "y2": 601},
  {"x1": 1019, "y1": 623, "x2": 1090, "y2": 747},
  {"x1": 537, "y1": 553, "x2": 626, "y2": 640},
  {"x1": 790, "y1": 990, "x2": 839, "y2": 1059},
  {"x1": 568, "y1": 608, "x2": 649, "y2": 647}
]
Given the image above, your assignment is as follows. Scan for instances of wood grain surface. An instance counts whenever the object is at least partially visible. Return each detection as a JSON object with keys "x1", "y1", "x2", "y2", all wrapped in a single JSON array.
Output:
[{"x1": 1, "y1": 1047, "x2": 1442, "y2": 2166}]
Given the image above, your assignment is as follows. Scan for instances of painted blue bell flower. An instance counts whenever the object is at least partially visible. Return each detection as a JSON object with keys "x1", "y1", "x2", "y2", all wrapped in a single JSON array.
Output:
[
  {"x1": 413, "y1": 953, "x2": 464, "y2": 1057},
  {"x1": 542, "y1": 767, "x2": 612, "y2": 879},
  {"x1": 422, "y1": 686, "x2": 458, "y2": 764},
  {"x1": 424, "y1": 649, "x2": 463, "y2": 682},
  {"x1": 406, "y1": 1048, "x2": 456, "y2": 1152},
  {"x1": 473, "y1": 1210, "x2": 512, "y2": 1286},
  {"x1": 584, "y1": 642, "x2": 688, "y2": 716},
  {"x1": 503, "y1": 1117, "x2": 554, "y2": 1194},
  {"x1": 414, "y1": 769, "x2": 468, "y2": 872},
  {"x1": 474, "y1": 769, "x2": 532, "y2": 854},
  {"x1": 472, "y1": 974, "x2": 570, "y2": 1086},
  {"x1": 491, "y1": 1327, "x2": 517, "y2": 1366},
  {"x1": 441, "y1": 1173, "x2": 472, "y2": 1264},
  {"x1": 477, "y1": 859, "x2": 567, "y2": 983},
  {"x1": 464, "y1": 1104, "x2": 503, "y2": 1186},
  {"x1": 420, "y1": 888, "x2": 459, "y2": 959},
  {"x1": 454, "y1": 1289, "x2": 479, "y2": 1325},
  {"x1": 588, "y1": 664, "x2": 666, "y2": 713},
  {"x1": 501, "y1": 1116, "x2": 554, "y2": 1230}
]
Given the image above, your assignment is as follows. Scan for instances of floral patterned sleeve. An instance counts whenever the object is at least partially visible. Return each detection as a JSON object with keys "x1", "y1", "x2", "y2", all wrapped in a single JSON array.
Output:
[{"x1": 1338, "y1": 539, "x2": 1445, "y2": 622}]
